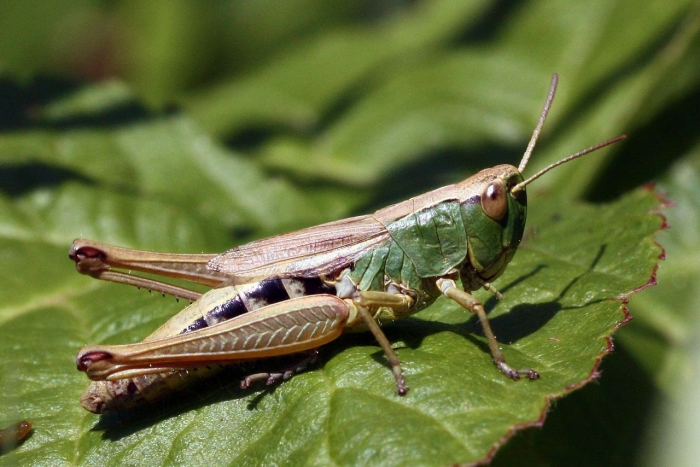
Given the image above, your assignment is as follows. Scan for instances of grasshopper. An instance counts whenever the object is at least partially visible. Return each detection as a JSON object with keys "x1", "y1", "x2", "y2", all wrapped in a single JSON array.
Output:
[{"x1": 72, "y1": 74, "x2": 625, "y2": 413}]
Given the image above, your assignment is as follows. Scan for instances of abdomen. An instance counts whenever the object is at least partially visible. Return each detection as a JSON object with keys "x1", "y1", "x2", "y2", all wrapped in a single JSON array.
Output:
[{"x1": 81, "y1": 277, "x2": 335, "y2": 413}]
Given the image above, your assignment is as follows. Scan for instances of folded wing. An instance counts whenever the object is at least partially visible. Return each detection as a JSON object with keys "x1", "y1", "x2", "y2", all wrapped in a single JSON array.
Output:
[{"x1": 208, "y1": 214, "x2": 390, "y2": 280}]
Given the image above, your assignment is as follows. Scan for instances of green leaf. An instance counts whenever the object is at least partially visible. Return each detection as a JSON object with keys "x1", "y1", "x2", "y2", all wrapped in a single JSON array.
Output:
[
  {"x1": 0, "y1": 0, "x2": 695, "y2": 464},
  {"x1": 0, "y1": 95, "x2": 663, "y2": 465}
]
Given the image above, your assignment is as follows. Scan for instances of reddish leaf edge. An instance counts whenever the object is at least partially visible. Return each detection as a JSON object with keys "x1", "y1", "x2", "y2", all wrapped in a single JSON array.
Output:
[{"x1": 465, "y1": 185, "x2": 669, "y2": 467}]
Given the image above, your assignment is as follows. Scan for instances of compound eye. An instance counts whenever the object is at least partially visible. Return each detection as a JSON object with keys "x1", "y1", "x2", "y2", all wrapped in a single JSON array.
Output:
[{"x1": 481, "y1": 180, "x2": 507, "y2": 220}]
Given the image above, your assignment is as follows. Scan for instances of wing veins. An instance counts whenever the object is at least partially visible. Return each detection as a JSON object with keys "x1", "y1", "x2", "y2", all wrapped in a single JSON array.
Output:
[{"x1": 208, "y1": 214, "x2": 389, "y2": 279}]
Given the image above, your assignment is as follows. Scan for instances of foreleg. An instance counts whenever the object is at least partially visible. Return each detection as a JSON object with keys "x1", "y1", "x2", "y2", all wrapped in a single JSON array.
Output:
[{"x1": 437, "y1": 278, "x2": 539, "y2": 380}]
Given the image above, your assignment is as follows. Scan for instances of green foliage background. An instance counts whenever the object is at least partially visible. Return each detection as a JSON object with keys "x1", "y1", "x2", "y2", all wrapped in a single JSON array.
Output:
[{"x1": 1, "y1": 1, "x2": 699, "y2": 465}]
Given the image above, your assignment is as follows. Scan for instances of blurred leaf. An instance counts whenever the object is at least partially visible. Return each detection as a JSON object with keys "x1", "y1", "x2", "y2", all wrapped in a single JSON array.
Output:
[
  {"x1": 0, "y1": 82, "x2": 355, "y2": 235},
  {"x1": 257, "y1": 52, "x2": 551, "y2": 185},
  {"x1": 200, "y1": 0, "x2": 700, "y2": 190},
  {"x1": 619, "y1": 153, "x2": 700, "y2": 467},
  {"x1": 183, "y1": 0, "x2": 489, "y2": 138},
  {"x1": 619, "y1": 154, "x2": 700, "y2": 393}
]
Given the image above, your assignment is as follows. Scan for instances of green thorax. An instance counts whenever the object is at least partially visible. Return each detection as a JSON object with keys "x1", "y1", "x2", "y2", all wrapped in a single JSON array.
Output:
[
  {"x1": 348, "y1": 201, "x2": 466, "y2": 311},
  {"x1": 348, "y1": 167, "x2": 527, "y2": 304}
]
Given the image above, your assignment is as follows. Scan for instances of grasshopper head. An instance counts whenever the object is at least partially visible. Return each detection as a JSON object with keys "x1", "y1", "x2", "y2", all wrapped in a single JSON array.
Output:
[
  {"x1": 460, "y1": 73, "x2": 625, "y2": 292},
  {"x1": 459, "y1": 164, "x2": 526, "y2": 291},
  {"x1": 459, "y1": 129, "x2": 625, "y2": 292}
]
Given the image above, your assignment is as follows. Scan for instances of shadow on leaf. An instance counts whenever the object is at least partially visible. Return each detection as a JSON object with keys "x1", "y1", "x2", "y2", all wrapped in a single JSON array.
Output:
[
  {"x1": 91, "y1": 354, "x2": 307, "y2": 440},
  {"x1": 90, "y1": 245, "x2": 611, "y2": 437}
]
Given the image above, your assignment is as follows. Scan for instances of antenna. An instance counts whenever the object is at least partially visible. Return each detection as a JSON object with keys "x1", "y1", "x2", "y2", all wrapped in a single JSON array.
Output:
[
  {"x1": 511, "y1": 135, "x2": 627, "y2": 195},
  {"x1": 518, "y1": 73, "x2": 558, "y2": 172}
]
